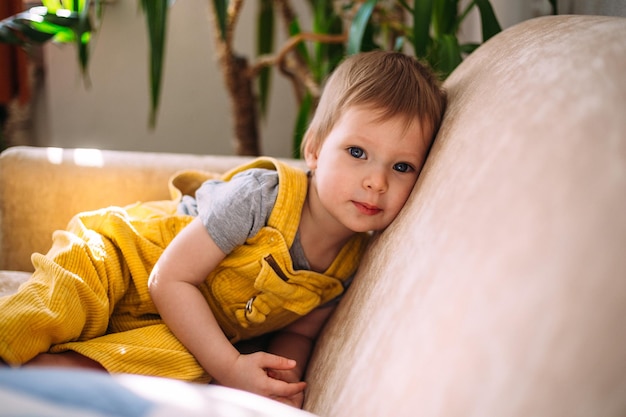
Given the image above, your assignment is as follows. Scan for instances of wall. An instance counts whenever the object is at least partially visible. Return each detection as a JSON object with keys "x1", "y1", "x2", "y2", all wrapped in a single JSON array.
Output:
[
  {"x1": 32, "y1": 0, "x2": 623, "y2": 157},
  {"x1": 34, "y1": 0, "x2": 301, "y2": 157}
]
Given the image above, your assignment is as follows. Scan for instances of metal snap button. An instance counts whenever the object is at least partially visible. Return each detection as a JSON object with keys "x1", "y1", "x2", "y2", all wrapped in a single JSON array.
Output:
[{"x1": 245, "y1": 296, "x2": 256, "y2": 315}]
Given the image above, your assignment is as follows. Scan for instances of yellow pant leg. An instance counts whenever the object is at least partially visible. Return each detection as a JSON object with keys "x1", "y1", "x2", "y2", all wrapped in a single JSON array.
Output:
[
  {"x1": 51, "y1": 323, "x2": 210, "y2": 383},
  {"x1": 0, "y1": 221, "x2": 127, "y2": 364},
  {"x1": 0, "y1": 206, "x2": 194, "y2": 372}
]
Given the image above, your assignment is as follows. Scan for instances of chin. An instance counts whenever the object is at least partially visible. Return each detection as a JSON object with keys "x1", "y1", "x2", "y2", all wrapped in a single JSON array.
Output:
[{"x1": 347, "y1": 222, "x2": 386, "y2": 234}]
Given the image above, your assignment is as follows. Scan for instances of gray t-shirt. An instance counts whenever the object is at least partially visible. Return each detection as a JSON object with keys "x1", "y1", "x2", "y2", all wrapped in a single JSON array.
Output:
[{"x1": 178, "y1": 168, "x2": 310, "y2": 270}]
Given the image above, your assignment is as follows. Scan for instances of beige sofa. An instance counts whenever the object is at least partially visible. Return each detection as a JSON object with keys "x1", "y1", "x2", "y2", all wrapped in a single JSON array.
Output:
[{"x1": 1, "y1": 14, "x2": 625, "y2": 417}]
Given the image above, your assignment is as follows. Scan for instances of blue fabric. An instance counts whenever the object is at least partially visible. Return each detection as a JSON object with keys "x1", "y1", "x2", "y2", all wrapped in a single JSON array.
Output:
[{"x1": 0, "y1": 368, "x2": 153, "y2": 417}]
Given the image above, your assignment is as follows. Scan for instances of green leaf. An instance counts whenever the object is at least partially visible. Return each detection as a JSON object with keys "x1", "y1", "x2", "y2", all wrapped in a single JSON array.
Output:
[
  {"x1": 35, "y1": 22, "x2": 75, "y2": 40},
  {"x1": 311, "y1": 0, "x2": 327, "y2": 34},
  {"x1": 474, "y1": 0, "x2": 501, "y2": 41},
  {"x1": 38, "y1": 11, "x2": 81, "y2": 28},
  {"x1": 0, "y1": 4, "x2": 95, "y2": 81},
  {"x1": 311, "y1": 0, "x2": 328, "y2": 72},
  {"x1": 0, "y1": 24, "x2": 23, "y2": 45},
  {"x1": 347, "y1": 0, "x2": 376, "y2": 55},
  {"x1": 1, "y1": 7, "x2": 83, "y2": 44},
  {"x1": 74, "y1": 0, "x2": 92, "y2": 76},
  {"x1": 257, "y1": 0, "x2": 273, "y2": 56},
  {"x1": 310, "y1": 0, "x2": 344, "y2": 81},
  {"x1": 257, "y1": 0, "x2": 274, "y2": 117},
  {"x1": 312, "y1": 0, "x2": 340, "y2": 69},
  {"x1": 412, "y1": 0, "x2": 433, "y2": 58},
  {"x1": 323, "y1": 14, "x2": 346, "y2": 76},
  {"x1": 140, "y1": 0, "x2": 169, "y2": 128},
  {"x1": 288, "y1": 19, "x2": 311, "y2": 69},
  {"x1": 397, "y1": 0, "x2": 412, "y2": 14},
  {"x1": 52, "y1": 29, "x2": 75, "y2": 43},
  {"x1": 292, "y1": 92, "x2": 313, "y2": 159},
  {"x1": 41, "y1": 0, "x2": 63, "y2": 13},
  {"x1": 1, "y1": 17, "x2": 57, "y2": 45},
  {"x1": 433, "y1": 33, "x2": 462, "y2": 77},
  {"x1": 549, "y1": 0, "x2": 557, "y2": 14},
  {"x1": 459, "y1": 42, "x2": 479, "y2": 55},
  {"x1": 432, "y1": 0, "x2": 459, "y2": 36},
  {"x1": 212, "y1": 0, "x2": 227, "y2": 41}
]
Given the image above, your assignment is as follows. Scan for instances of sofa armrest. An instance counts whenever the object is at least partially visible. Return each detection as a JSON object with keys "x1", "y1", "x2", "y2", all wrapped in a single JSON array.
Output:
[{"x1": 0, "y1": 146, "x2": 258, "y2": 272}]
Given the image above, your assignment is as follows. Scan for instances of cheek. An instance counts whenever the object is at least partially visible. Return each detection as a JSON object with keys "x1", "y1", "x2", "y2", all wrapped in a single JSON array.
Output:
[
  {"x1": 389, "y1": 182, "x2": 416, "y2": 211},
  {"x1": 315, "y1": 155, "x2": 344, "y2": 187},
  {"x1": 317, "y1": 170, "x2": 343, "y2": 198}
]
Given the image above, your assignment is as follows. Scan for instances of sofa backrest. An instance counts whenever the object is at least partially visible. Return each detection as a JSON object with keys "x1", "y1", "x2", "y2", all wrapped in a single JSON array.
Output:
[
  {"x1": 0, "y1": 149, "x2": 256, "y2": 271},
  {"x1": 304, "y1": 15, "x2": 626, "y2": 416}
]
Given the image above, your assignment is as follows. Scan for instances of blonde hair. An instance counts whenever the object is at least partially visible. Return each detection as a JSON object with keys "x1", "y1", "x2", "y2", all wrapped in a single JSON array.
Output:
[{"x1": 301, "y1": 50, "x2": 447, "y2": 155}]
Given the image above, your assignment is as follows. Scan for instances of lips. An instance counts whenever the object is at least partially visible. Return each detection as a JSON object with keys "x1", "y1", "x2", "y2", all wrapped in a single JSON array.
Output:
[{"x1": 353, "y1": 201, "x2": 382, "y2": 215}]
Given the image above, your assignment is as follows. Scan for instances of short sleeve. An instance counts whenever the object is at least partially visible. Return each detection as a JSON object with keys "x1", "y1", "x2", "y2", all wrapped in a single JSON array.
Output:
[{"x1": 194, "y1": 168, "x2": 279, "y2": 254}]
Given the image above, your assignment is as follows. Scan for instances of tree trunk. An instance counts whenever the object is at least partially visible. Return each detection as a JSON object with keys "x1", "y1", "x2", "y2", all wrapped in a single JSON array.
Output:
[
  {"x1": 209, "y1": 0, "x2": 260, "y2": 156},
  {"x1": 221, "y1": 53, "x2": 260, "y2": 156}
]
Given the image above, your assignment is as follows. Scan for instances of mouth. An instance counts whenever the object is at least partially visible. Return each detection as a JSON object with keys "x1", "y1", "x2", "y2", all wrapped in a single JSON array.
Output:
[{"x1": 353, "y1": 201, "x2": 382, "y2": 216}]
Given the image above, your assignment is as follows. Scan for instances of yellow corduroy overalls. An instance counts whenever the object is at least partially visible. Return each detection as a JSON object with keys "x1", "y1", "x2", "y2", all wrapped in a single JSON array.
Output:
[{"x1": 0, "y1": 157, "x2": 369, "y2": 382}]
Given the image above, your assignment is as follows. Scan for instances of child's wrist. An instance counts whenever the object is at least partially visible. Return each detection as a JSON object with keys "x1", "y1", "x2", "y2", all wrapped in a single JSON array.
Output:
[{"x1": 203, "y1": 349, "x2": 241, "y2": 384}]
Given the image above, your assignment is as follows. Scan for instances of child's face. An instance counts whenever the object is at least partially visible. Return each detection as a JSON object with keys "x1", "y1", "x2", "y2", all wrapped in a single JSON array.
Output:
[{"x1": 305, "y1": 106, "x2": 430, "y2": 233}]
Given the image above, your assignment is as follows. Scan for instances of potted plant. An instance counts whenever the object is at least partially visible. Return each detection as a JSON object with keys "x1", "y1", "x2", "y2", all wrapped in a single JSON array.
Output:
[{"x1": 1, "y1": 0, "x2": 509, "y2": 156}]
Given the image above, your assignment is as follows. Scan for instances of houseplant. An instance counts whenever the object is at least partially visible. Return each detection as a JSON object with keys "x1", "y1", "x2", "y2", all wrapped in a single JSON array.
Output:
[{"x1": 0, "y1": 0, "x2": 511, "y2": 156}]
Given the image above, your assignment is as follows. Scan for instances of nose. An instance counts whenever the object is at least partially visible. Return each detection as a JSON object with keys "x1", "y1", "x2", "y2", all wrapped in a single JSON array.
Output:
[{"x1": 364, "y1": 168, "x2": 388, "y2": 193}]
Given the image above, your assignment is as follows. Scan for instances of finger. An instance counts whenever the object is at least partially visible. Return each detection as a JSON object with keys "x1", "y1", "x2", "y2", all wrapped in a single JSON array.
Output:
[
  {"x1": 267, "y1": 379, "x2": 307, "y2": 398},
  {"x1": 256, "y1": 352, "x2": 298, "y2": 371},
  {"x1": 266, "y1": 369, "x2": 296, "y2": 383}
]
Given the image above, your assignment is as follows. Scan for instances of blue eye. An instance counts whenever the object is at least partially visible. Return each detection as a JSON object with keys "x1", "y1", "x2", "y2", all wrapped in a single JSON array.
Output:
[
  {"x1": 348, "y1": 147, "x2": 365, "y2": 159},
  {"x1": 393, "y1": 162, "x2": 414, "y2": 173}
]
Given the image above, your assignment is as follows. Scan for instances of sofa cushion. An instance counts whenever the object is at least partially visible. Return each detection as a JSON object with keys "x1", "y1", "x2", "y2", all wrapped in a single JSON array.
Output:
[{"x1": 304, "y1": 15, "x2": 626, "y2": 416}]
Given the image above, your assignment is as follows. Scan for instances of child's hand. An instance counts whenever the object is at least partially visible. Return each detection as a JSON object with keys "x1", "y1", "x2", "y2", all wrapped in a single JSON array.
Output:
[
  {"x1": 266, "y1": 368, "x2": 305, "y2": 408},
  {"x1": 216, "y1": 352, "x2": 306, "y2": 406}
]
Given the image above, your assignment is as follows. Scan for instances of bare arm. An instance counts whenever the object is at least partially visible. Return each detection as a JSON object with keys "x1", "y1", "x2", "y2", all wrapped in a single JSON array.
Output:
[
  {"x1": 148, "y1": 218, "x2": 306, "y2": 400},
  {"x1": 266, "y1": 303, "x2": 335, "y2": 406}
]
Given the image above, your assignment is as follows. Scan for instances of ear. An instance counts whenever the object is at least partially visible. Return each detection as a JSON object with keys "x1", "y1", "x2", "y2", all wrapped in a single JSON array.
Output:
[{"x1": 303, "y1": 138, "x2": 319, "y2": 171}]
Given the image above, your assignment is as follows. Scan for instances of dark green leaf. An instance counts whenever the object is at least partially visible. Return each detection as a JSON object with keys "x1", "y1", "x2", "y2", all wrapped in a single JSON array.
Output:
[
  {"x1": 549, "y1": 0, "x2": 557, "y2": 14},
  {"x1": 75, "y1": 0, "x2": 92, "y2": 77},
  {"x1": 474, "y1": 0, "x2": 501, "y2": 41},
  {"x1": 432, "y1": 0, "x2": 459, "y2": 35},
  {"x1": 212, "y1": 0, "x2": 227, "y2": 41},
  {"x1": 312, "y1": 0, "x2": 339, "y2": 69},
  {"x1": 311, "y1": 0, "x2": 328, "y2": 73},
  {"x1": 433, "y1": 33, "x2": 462, "y2": 77},
  {"x1": 313, "y1": 5, "x2": 345, "y2": 81},
  {"x1": 460, "y1": 42, "x2": 479, "y2": 55},
  {"x1": 292, "y1": 92, "x2": 313, "y2": 159},
  {"x1": 1, "y1": 18, "x2": 56, "y2": 44},
  {"x1": 257, "y1": 0, "x2": 274, "y2": 117},
  {"x1": 288, "y1": 19, "x2": 311, "y2": 69},
  {"x1": 140, "y1": 0, "x2": 169, "y2": 128},
  {"x1": 347, "y1": 0, "x2": 376, "y2": 55},
  {"x1": 0, "y1": 24, "x2": 23, "y2": 44},
  {"x1": 397, "y1": 0, "x2": 413, "y2": 14},
  {"x1": 312, "y1": 0, "x2": 328, "y2": 34},
  {"x1": 412, "y1": 0, "x2": 433, "y2": 58},
  {"x1": 0, "y1": 7, "x2": 85, "y2": 45}
]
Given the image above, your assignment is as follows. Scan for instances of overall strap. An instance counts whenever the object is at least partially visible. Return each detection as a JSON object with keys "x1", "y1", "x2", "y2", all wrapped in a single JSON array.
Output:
[{"x1": 221, "y1": 157, "x2": 308, "y2": 248}]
